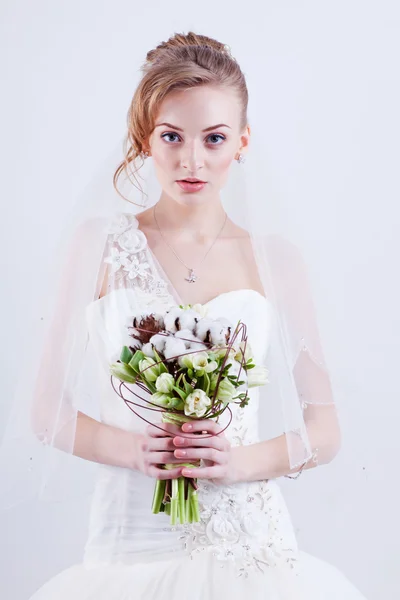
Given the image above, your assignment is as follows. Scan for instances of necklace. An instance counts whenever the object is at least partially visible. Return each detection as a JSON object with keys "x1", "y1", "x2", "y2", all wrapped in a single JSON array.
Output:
[{"x1": 153, "y1": 204, "x2": 228, "y2": 283}]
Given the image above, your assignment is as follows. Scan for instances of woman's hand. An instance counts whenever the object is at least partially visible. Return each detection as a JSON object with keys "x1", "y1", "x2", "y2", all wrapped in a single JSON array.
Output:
[
  {"x1": 134, "y1": 423, "x2": 191, "y2": 480},
  {"x1": 172, "y1": 420, "x2": 239, "y2": 485}
]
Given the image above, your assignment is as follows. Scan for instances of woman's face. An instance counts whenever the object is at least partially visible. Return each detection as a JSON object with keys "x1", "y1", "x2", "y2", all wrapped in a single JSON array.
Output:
[{"x1": 147, "y1": 85, "x2": 250, "y2": 207}]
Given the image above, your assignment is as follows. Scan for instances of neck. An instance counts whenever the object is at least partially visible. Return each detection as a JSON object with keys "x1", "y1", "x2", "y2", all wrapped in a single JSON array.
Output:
[{"x1": 154, "y1": 194, "x2": 227, "y2": 242}]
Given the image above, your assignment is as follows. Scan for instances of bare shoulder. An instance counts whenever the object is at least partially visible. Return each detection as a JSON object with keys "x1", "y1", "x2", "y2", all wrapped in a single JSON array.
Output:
[{"x1": 135, "y1": 207, "x2": 156, "y2": 231}]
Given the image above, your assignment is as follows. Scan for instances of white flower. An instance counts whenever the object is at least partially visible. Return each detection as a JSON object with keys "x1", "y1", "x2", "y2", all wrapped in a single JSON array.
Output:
[
  {"x1": 123, "y1": 255, "x2": 150, "y2": 280},
  {"x1": 139, "y1": 357, "x2": 160, "y2": 382},
  {"x1": 204, "y1": 360, "x2": 218, "y2": 373},
  {"x1": 205, "y1": 515, "x2": 241, "y2": 545},
  {"x1": 234, "y1": 341, "x2": 253, "y2": 364},
  {"x1": 164, "y1": 337, "x2": 187, "y2": 362},
  {"x1": 118, "y1": 228, "x2": 147, "y2": 253},
  {"x1": 247, "y1": 365, "x2": 269, "y2": 388},
  {"x1": 106, "y1": 214, "x2": 132, "y2": 236},
  {"x1": 192, "y1": 351, "x2": 209, "y2": 371},
  {"x1": 214, "y1": 346, "x2": 238, "y2": 362},
  {"x1": 178, "y1": 353, "x2": 194, "y2": 369},
  {"x1": 184, "y1": 389, "x2": 212, "y2": 418},
  {"x1": 192, "y1": 303, "x2": 209, "y2": 318},
  {"x1": 104, "y1": 247, "x2": 130, "y2": 273},
  {"x1": 151, "y1": 392, "x2": 173, "y2": 407},
  {"x1": 155, "y1": 373, "x2": 175, "y2": 394},
  {"x1": 216, "y1": 378, "x2": 236, "y2": 403}
]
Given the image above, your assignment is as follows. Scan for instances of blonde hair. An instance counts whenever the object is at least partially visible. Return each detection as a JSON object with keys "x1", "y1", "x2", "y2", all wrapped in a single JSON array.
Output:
[{"x1": 113, "y1": 31, "x2": 248, "y2": 199}]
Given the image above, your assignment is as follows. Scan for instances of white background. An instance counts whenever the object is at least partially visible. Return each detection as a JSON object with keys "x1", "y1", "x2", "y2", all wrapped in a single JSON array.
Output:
[{"x1": 1, "y1": 1, "x2": 399, "y2": 598}]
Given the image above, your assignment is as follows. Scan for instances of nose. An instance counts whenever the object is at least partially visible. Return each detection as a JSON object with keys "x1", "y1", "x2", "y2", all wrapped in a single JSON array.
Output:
[{"x1": 180, "y1": 140, "x2": 205, "y2": 173}]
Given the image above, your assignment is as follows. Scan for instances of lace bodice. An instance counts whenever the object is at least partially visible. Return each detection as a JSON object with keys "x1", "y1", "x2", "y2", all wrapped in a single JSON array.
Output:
[{"x1": 83, "y1": 212, "x2": 299, "y2": 578}]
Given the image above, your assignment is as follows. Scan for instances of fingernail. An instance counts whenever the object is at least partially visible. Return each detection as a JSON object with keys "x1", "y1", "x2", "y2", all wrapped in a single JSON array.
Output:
[
  {"x1": 182, "y1": 423, "x2": 192, "y2": 431},
  {"x1": 175, "y1": 450, "x2": 186, "y2": 457},
  {"x1": 175, "y1": 437, "x2": 185, "y2": 445}
]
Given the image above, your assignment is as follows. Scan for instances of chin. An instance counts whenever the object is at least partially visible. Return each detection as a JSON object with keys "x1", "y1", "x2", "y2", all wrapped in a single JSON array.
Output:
[{"x1": 171, "y1": 187, "x2": 213, "y2": 207}]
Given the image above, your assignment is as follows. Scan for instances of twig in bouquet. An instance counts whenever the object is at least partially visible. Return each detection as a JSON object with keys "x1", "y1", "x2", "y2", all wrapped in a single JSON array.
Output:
[{"x1": 110, "y1": 376, "x2": 234, "y2": 439}]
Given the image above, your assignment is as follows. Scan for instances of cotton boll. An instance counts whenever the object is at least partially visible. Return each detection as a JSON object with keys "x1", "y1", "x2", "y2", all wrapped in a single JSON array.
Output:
[
  {"x1": 179, "y1": 309, "x2": 200, "y2": 332},
  {"x1": 123, "y1": 335, "x2": 142, "y2": 351},
  {"x1": 175, "y1": 329, "x2": 198, "y2": 349},
  {"x1": 164, "y1": 307, "x2": 184, "y2": 333},
  {"x1": 195, "y1": 317, "x2": 215, "y2": 343},
  {"x1": 153, "y1": 313, "x2": 165, "y2": 330},
  {"x1": 209, "y1": 321, "x2": 231, "y2": 346},
  {"x1": 218, "y1": 317, "x2": 233, "y2": 338},
  {"x1": 141, "y1": 342, "x2": 155, "y2": 358},
  {"x1": 163, "y1": 337, "x2": 187, "y2": 362},
  {"x1": 149, "y1": 333, "x2": 168, "y2": 354},
  {"x1": 188, "y1": 337, "x2": 208, "y2": 352}
]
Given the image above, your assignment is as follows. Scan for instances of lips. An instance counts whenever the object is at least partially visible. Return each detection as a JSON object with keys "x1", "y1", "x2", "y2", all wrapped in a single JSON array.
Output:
[
  {"x1": 177, "y1": 178, "x2": 206, "y2": 183},
  {"x1": 176, "y1": 180, "x2": 207, "y2": 193}
]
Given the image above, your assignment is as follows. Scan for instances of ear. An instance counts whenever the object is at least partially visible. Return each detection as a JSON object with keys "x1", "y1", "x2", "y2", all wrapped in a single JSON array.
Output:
[{"x1": 235, "y1": 124, "x2": 251, "y2": 159}]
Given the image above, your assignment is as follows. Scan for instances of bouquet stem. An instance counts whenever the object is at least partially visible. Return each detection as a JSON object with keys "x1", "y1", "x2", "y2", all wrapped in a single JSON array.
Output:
[
  {"x1": 151, "y1": 465, "x2": 200, "y2": 525},
  {"x1": 150, "y1": 412, "x2": 201, "y2": 525}
]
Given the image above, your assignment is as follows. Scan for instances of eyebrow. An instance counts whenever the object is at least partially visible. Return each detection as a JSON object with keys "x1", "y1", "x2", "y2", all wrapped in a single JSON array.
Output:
[{"x1": 154, "y1": 122, "x2": 231, "y2": 132}]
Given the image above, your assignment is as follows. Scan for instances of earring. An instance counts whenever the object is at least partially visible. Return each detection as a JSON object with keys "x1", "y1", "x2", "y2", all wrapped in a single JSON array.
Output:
[
  {"x1": 236, "y1": 153, "x2": 245, "y2": 164},
  {"x1": 142, "y1": 151, "x2": 149, "y2": 159}
]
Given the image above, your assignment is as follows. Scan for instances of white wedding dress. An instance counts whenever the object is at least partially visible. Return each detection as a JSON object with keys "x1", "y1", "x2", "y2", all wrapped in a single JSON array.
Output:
[{"x1": 29, "y1": 218, "x2": 367, "y2": 599}]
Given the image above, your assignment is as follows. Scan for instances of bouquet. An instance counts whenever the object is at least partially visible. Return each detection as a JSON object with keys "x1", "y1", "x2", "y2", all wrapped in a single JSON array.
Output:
[{"x1": 109, "y1": 302, "x2": 268, "y2": 526}]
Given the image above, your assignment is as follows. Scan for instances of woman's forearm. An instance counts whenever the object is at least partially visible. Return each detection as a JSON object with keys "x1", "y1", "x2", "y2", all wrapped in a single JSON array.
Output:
[
  {"x1": 232, "y1": 404, "x2": 341, "y2": 483},
  {"x1": 73, "y1": 411, "x2": 141, "y2": 470}
]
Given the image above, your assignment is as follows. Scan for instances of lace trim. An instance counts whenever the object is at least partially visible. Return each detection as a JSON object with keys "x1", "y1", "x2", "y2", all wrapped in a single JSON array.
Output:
[
  {"x1": 163, "y1": 479, "x2": 299, "y2": 578},
  {"x1": 103, "y1": 212, "x2": 173, "y2": 308}
]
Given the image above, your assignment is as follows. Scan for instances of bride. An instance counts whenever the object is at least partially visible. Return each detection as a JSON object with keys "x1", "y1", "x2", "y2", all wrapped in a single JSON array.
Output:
[{"x1": 4, "y1": 31, "x2": 367, "y2": 599}]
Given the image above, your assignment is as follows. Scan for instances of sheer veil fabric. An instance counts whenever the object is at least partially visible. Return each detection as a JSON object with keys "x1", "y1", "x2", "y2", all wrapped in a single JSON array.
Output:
[{"x1": 0, "y1": 119, "x2": 337, "y2": 510}]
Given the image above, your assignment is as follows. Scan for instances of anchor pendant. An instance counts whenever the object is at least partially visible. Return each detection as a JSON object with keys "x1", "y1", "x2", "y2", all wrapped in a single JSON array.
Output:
[{"x1": 185, "y1": 269, "x2": 197, "y2": 283}]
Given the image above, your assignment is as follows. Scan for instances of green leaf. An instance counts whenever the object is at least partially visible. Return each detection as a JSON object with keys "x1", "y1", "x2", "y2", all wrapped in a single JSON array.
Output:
[
  {"x1": 153, "y1": 348, "x2": 168, "y2": 374},
  {"x1": 146, "y1": 381, "x2": 157, "y2": 394},
  {"x1": 173, "y1": 386, "x2": 188, "y2": 401},
  {"x1": 120, "y1": 346, "x2": 134, "y2": 364},
  {"x1": 170, "y1": 397, "x2": 184, "y2": 410},
  {"x1": 182, "y1": 374, "x2": 193, "y2": 395},
  {"x1": 203, "y1": 372, "x2": 210, "y2": 396},
  {"x1": 129, "y1": 350, "x2": 145, "y2": 372},
  {"x1": 245, "y1": 363, "x2": 256, "y2": 370}
]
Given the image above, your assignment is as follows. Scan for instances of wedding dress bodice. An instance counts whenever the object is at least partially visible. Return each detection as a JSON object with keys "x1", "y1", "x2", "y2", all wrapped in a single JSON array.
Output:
[{"x1": 82, "y1": 215, "x2": 299, "y2": 578}]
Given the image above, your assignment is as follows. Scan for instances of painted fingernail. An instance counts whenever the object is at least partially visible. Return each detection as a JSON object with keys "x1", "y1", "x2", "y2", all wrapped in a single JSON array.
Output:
[
  {"x1": 175, "y1": 450, "x2": 186, "y2": 457},
  {"x1": 182, "y1": 423, "x2": 192, "y2": 431},
  {"x1": 175, "y1": 437, "x2": 185, "y2": 445}
]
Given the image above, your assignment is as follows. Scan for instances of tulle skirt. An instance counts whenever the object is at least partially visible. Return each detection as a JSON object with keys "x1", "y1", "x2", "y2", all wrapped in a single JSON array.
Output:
[{"x1": 30, "y1": 548, "x2": 367, "y2": 599}]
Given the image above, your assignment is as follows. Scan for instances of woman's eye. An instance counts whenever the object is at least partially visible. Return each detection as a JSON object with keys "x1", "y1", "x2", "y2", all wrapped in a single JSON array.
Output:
[
  {"x1": 161, "y1": 133, "x2": 181, "y2": 143},
  {"x1": 161, "y1": 133, "x2": 226, "y2": 145},
  {"x1": 207, "y1": 134, "x2": 226, "y2": 145}
]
